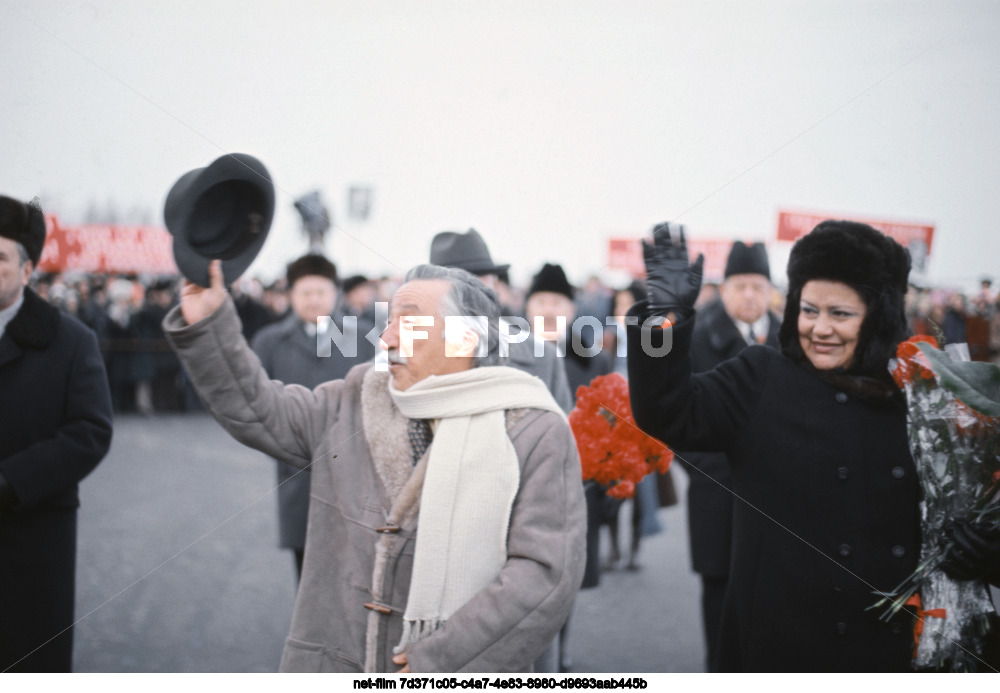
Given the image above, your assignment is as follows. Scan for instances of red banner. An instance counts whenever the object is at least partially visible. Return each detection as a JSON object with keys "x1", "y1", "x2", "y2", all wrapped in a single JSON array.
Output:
[
  {"x1": 37, "y1": 215, "x2": 178, "y2": 275},
  {"x1": 608, "y1": 237, "x2": 761, "y2": 283},
  {"x1": 776, "y1": 210, "x2": 935, "y2": 254}
]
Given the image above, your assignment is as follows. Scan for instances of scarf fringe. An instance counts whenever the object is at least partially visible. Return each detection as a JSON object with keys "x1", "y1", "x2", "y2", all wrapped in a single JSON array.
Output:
[{"x1": 395, "y1": 618, "x2": 447, "y2": 654}]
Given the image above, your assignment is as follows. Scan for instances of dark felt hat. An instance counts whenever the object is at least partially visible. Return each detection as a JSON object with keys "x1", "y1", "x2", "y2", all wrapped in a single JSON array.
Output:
[
  {"x1": 0, "y1": 195, "x2": 46, "y2": 265},
  {"x1": 527, "y1": 263, "x2": 575, "y2": 301},
  {"x1": 429, "y1": 229, "x2": 510, "y2": 275},
  {"x1": 163, "y1": 153, "x2": 275, "y2": 287},
  {"x1": 724, "y1": 241, "x2": 770, "y2": 280}
]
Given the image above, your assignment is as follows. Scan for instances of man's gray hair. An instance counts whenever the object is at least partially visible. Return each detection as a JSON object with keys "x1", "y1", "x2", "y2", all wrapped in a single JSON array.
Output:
[{"x1": 404, "y1": 263, "x2": 503, "y2": 367}]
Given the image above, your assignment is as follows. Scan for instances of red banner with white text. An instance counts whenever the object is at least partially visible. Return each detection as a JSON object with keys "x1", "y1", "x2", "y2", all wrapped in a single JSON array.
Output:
[{"x1": 37, "y1": 215, "x2": 178, "y2": 275}]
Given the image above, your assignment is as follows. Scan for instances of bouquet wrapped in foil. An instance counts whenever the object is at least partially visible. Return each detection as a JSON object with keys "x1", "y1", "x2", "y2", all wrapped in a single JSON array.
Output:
[{"x1": 873, "y1": 336, "x2": 1000, "y2": 671}]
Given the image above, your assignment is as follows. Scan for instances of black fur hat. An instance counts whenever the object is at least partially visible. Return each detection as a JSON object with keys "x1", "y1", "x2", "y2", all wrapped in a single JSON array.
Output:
[
  {"x1": 0, "y1": 195, "x2": 46, "y2": 265},
  {"x1": 778, "y1": 220, "x2": 911, "y2": 379},
  {"x1": 724, "y1": 241, "x2": 770, "y2": 280},
  {"x1": 286, "y1": 253, "x2": 338, "y2": 288},
  {"x1": 526, "y1": 263, "x2": 574, "y2": 301}
]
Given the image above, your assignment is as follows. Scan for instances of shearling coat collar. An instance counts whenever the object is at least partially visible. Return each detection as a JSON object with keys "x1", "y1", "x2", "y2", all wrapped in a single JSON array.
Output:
[
  {"x1": 361, "y1": 368, "x2": 415, "y2": 505},
  {"x1": 360, "y1": 367, "x2": 532, "y2": 506},
  {"x1": 4, "y1": 288, "x2": 59, "y2": 350}
]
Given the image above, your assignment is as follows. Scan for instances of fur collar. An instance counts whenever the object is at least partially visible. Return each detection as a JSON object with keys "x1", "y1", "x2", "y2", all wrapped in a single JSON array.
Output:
[
  {"x1": 362, "y1": 368, "x2": 414, "y2": 504},
  {"x1": 5, "y1": 288, "x2": 59, "y2": 349},
  {"x1": 810, "y1": 365, "x2": 901, "y2": 405}
]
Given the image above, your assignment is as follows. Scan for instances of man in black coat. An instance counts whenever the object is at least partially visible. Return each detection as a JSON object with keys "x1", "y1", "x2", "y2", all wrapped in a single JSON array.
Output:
[
  {"x1": 0, "y1": 195, "x2": 113, "y2": 672},
  {"x1": 680, "y1": 241, "x2": 780, "y2": 671},
  {"x1": 251, "y1": 254, "x2": 378, "y2": 580}
]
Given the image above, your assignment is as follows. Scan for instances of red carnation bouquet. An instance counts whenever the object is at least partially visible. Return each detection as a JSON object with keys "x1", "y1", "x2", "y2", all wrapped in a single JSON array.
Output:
[
  {"x1": 568, "y1": 372, "x2": 673, "y2": 499},
  {"x1": 873, "y1": 335, "x2": 1000, "y2": 671}
]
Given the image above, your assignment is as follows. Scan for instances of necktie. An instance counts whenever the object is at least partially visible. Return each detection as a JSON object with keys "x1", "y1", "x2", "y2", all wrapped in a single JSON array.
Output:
[
  {"x1": 408, "y1": 419, "x2": 433, "y2": 464},
  {"x1": 747, "y1": 325, "x2": 757, "y2": 346}
]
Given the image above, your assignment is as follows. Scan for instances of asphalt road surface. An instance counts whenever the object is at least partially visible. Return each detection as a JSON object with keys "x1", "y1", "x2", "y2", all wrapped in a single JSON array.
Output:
[{"x1": 72, "y1": 413, "x2": 704, "y2": 673}]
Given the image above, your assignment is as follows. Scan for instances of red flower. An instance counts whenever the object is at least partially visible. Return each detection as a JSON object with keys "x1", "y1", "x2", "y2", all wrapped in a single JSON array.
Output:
[
  {"x1": 892, "y1": 335, "x2": 939, "y2": 388},
  {"x1": 568, "y1": 372, "x2": 673, "y2": 498}
]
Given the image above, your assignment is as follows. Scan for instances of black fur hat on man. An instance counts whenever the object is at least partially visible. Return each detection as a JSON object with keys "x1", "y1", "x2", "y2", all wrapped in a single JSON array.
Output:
[
  {"x1": 286, "y1": 253, "x2": 338, "y2": 288},
  {"x1": 0, "y1": 196, "x2": 46, "y2": 265},
  {"x1": 526, "y1": 263, "x2": 575, "y2": 301},
  {"x1": 724, "y1": 241, "x2": 770, "y2": 280},
  {"x1": 778, "y1": 220, "x2": 911, "y2": 379}
]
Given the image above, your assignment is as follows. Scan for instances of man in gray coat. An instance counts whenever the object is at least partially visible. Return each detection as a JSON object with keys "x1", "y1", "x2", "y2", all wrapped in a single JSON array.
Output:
[
  {"x1": 166, "y1": 260, "x2": 585, "y2": 673},
  {"x1": 251, "y1": 254, "x2": 377, "y2": 580}
]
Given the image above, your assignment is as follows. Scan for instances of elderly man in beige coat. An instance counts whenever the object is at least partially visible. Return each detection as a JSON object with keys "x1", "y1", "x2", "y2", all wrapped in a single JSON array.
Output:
[{"x1": 165, "y1": 260, "x2": 585, "y2": 673}]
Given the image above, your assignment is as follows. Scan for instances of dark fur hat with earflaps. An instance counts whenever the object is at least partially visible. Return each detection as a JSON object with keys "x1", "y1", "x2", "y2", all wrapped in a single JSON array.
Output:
[
  {"x1": 0, "y1": 196, "x2": 46, "y2": 265},
  {"x1": 778, "y1": 219, "x2": 912, "y2": 380},
  {"x1": 286, "y1": 253, "x2": 338, "y2": 288}
]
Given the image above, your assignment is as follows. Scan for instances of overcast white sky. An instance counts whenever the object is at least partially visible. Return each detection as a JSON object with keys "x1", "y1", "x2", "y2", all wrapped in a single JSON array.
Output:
[{"x1": 2, "y1": 0, "x2": 999, "y2": 290}]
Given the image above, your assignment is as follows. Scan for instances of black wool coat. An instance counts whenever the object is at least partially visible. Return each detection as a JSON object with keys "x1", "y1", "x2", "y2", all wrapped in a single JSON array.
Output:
[
  {"x1": 627, "y1": 312, "x2": 920, "y2": 672},
  {"x1": 0, "y1": 288, "x2": 113, "y2": 672},
  {"x1": 681, "y1": 299, "x2": 781, "y2": 577}
]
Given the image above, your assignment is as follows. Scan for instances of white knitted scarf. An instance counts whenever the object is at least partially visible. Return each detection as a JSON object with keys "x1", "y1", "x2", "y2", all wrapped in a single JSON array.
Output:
[{"x1": 388, "y1": 366, "x2": 564, "y2": 653}]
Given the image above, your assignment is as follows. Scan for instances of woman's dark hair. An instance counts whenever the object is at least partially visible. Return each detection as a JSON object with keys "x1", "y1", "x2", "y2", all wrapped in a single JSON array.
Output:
[{"x1": 778, "y1": 220, "x2": 911, "y2": 380}]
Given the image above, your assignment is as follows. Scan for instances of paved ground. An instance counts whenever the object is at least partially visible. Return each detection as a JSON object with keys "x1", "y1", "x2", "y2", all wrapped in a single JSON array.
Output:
[{"x1": 72, "y1": 413, "x2": 704, "y2": 673}]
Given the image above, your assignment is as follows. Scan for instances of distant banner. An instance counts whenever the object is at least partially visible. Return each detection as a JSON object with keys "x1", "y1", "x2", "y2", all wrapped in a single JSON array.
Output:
[
  {"x1": 607, "y1": 237, "x2": 754, "y2": 283},
  {"x1": 37, "y1": 215, "x2": 178, "y2": 275},
  {"x1": 776, "y1": 210, "x2": 935, "y2": 254}
]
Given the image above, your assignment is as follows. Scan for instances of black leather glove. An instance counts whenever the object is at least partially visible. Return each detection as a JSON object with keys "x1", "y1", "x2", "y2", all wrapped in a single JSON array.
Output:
[
  {"x1": 939, "y1": 518, "x2": 1000, "y2": 582},
  {"x1": 642, "y1": 222, "x2": 704, "y2": 323}
]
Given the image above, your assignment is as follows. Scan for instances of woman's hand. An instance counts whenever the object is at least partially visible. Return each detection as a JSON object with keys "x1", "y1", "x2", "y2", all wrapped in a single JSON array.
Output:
[
  {"x1": 179, "y1": 259, "x2": 227, "y2": 325},
  {"x1": 642, "y1": 222, "x2": 704, "y2": 322}
]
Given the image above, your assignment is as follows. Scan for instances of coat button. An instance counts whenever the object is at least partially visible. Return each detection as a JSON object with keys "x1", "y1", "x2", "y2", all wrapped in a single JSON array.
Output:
[
  {"x1": 837, "y1": 467, "x2": 849, "y2": 480},
  {"x1": 835, "y1": 622, "x2": 848, "y2": 635},
  {"x1": 835, "y1": 392, "x2": 848, "y2": 403},
  {"x1": 891, "y1": 466, "x2": 905, "y2": 479},
  {"x1": 839, "y1": 543, "x2": 852, "y2": 557},
  {"x1": 363, "y1": 601, "x2": 393, "y2": 615},
  {"x1": 892, "y1": 545, "x2": 906, "y2": 558}
]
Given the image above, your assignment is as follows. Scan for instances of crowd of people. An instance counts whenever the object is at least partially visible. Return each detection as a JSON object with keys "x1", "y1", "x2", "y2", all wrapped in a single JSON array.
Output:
[
  {"x1": 3, "y1": 184, "x2": 1000, "y2": 674},
  {"x1": 25, "y1": 258, "x2": 1000, "y2": 418}
]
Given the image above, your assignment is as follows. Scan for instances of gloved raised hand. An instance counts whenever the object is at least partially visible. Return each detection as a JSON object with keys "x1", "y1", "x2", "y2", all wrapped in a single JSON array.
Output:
[
  {"x1": 939, "y1": 518, "x2": 1000, "y2": 582},
  {"x1": 642, "y1": 221, "x2": 704, "y2": 323}
]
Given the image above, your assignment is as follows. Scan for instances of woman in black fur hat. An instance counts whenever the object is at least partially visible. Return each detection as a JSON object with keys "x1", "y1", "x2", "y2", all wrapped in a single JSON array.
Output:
[{"x1": 625, "y1": 220, "x2": 999, "y2": 672}]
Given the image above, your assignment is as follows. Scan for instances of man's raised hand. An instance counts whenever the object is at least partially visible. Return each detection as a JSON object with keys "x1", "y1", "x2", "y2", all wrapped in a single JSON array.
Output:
[{"x1": 180, "y1": 259, "x2": 227, "y2": 325}]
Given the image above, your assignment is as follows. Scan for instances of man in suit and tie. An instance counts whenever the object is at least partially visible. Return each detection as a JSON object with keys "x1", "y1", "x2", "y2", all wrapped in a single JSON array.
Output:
[
  {"x1": 679, "y1": 241, "x2": 781, "y2": 672},
  {"x1": 252, "y1": 254, "x2": 378, "y2": 580}
]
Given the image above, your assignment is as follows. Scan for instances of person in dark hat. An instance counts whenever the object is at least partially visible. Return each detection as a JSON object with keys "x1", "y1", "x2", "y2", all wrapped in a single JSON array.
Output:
[
  {"x1": 429, "y1": 230, "x2": 572, "y2": 413},
  {"x1": 626, "y1": 220, "x2": 1000, "y2": 671},
  {"x1": 251, "y1": 254, "x2": 378, "y2": 581},
  {"x1": 0, "y1": 195, "x2": 113, "y2": 672},
  {"x1": 340, "y1": 274, "x2": 379, "y2": 329},
  {"x1": 131, "y1": 278, "x2": 183, "y2": 414},
  {"x1": 677, "y1": 237, "x2": 781, "y2": 671},
  {"x1": 524, "y1": 261, "x2": 612, "y2": 673}
]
